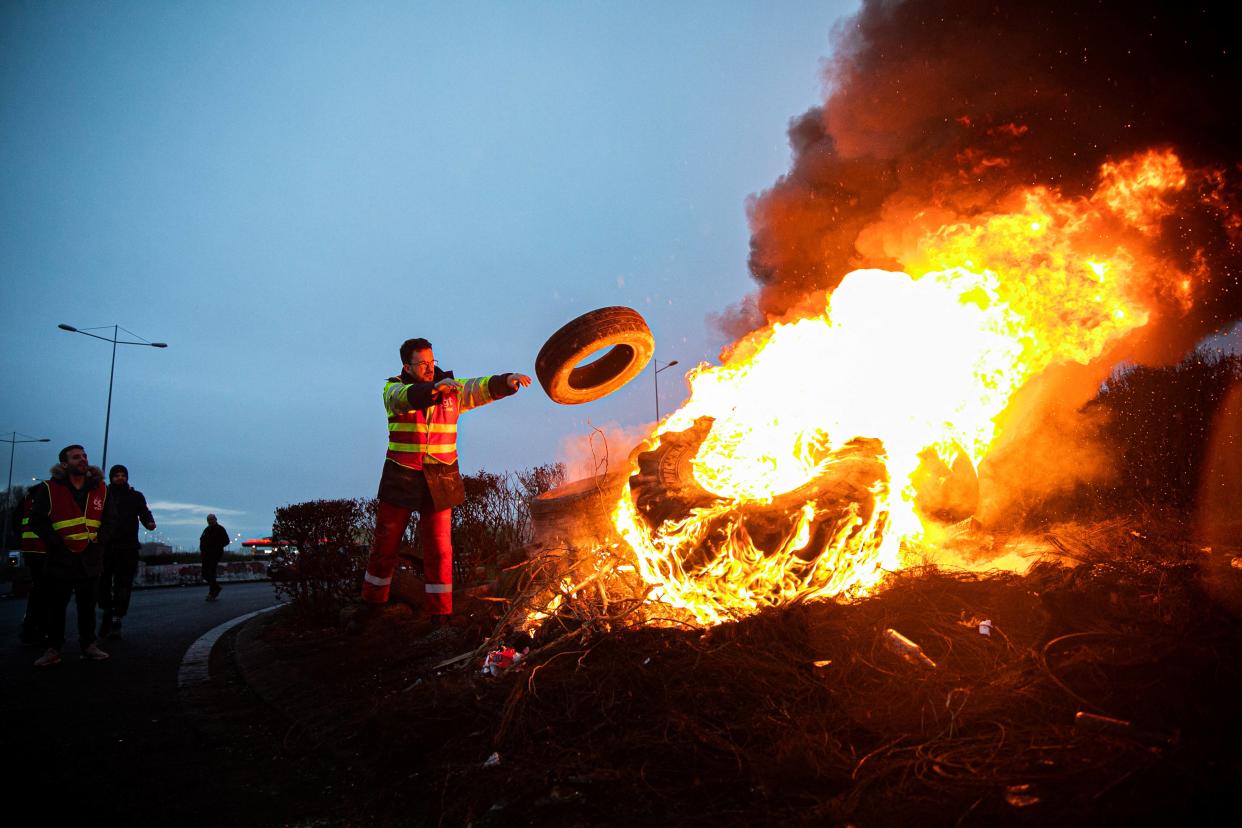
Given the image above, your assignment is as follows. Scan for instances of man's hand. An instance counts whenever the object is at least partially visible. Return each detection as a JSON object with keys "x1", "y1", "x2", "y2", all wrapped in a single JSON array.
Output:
[
  {"x1": 507, "y1": 374, "x2": 532, "y2": 391},
  {"x1": 144, "y1": 521, "x2": 156, "y2": 531},
  {"x1": 432, "y1": 378, "x2": 463, "y2": 398}
]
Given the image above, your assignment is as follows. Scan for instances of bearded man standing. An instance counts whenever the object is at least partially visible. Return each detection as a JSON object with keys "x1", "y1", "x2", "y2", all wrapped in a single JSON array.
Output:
[{"x1": 28, "y1": 445, "x2": 114, "y2": 667}]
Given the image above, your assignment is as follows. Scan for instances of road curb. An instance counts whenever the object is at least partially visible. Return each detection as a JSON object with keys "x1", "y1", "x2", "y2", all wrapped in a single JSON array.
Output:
[{"x1": 178, "y1": 603, "x2": 281, "y2": 689}]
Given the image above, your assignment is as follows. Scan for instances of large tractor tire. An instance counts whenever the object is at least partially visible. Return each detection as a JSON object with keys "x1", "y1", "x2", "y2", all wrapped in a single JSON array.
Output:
[
  {"x1": 628, "y1": 417, "x2": 887, "y2": 555},
  {"x1": 535, "y1": 306, "x2": 655, "y2": 405}
]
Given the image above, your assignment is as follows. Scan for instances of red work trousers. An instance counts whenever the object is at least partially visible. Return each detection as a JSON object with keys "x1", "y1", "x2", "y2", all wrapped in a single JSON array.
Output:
[{"x1": 361, "y1": 500, "x2": 454, "y2": 615}]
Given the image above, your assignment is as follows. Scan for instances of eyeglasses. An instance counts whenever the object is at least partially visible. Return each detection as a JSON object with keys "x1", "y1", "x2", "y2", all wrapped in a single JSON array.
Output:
[{"x1": 412, "y1": 360, "x2": 437, "y2": 369}]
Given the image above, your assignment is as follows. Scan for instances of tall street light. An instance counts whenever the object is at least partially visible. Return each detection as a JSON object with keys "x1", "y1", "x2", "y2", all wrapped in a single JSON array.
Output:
[
  {"x1": 2, "y1": 432, "x2": 50, "y2": 552},
  {"x1": 58, "y1": 324, "x2": 168, "y2": 472},
  {"x1": 654, "y1": 358, "x2": 679, "y2": 422}
]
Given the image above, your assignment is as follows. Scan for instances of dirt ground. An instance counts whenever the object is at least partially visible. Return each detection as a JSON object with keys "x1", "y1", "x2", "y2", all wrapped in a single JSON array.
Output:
[{"x1": 252, "y1": 527, "x2": 1242, "y2": 827}]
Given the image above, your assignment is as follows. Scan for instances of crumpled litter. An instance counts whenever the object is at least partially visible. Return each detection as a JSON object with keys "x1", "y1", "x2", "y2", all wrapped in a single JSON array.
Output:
[
  {"x1": 960, "y1": 614, "x2": 993, "y2": 637},
  {"x1": 482, "y1": 647, "x2": 523, "y2": 677},
  {"x1": 484, "y1": 752, "x2": 501, "y2": 768}
]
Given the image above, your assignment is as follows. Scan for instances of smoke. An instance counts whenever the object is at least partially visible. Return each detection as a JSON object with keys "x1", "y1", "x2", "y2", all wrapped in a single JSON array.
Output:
[
  {"x1": 736, "y1": 0, "x2": 1242, "y2": 524},
  {"x1": 747, "y1": 0, "x2": 1241, "y2": 339},
  {"x1": 557, "y1": 422, "x2": 654, "y2": 484}
]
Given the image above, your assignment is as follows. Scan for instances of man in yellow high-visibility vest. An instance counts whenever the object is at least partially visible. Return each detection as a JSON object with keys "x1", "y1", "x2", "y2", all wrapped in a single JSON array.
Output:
[
  {"x1": 28, "y1": 444, "x2": 115, "y2": 667},
  {"x1": 351, "y1": 337, "x2": 530, "y2": 635}
]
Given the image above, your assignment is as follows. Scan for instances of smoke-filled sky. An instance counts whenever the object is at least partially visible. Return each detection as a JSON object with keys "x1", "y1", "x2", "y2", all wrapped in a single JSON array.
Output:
[
  {"x1": 3, "y1": 1, "x2": 1238, "y2": 550},
  {"x1": 738, "y1": 0, "x2": 1242, "y2": 522},
  {"x1": 1, "y1": 1, "x2": 859, "y2": 549},
  {"x1": 745, "y1": 1, "x2": 1242, "y2": 347}
]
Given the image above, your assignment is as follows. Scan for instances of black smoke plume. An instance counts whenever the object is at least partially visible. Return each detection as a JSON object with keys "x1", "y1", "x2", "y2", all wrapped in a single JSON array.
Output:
[{"x1": 746, "y1": 0, "x2": 1241, "y2": 359}]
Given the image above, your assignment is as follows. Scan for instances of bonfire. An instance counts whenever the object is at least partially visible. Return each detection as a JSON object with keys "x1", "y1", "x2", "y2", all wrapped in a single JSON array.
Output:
[{"x1": 355, "y1": 3, "x2": 1242, "y2": 824}]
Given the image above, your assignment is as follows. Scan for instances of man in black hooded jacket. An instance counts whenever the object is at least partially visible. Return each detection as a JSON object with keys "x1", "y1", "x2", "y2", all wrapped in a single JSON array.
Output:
[
  {"x1": 200, "y1": 514, "x2": 229, "y2": 601},
  {"x1": 99, "y1": 464, "x2": 155, "y2": 639}
]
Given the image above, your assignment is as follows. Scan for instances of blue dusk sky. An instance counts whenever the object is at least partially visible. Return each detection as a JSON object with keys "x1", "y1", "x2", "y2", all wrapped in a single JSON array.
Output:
[{"x1": 1, "y1": 1, "x2": 862, "y2": 549}]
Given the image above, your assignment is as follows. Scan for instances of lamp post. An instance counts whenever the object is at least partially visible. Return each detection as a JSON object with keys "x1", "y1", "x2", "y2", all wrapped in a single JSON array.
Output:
[
  {"x1": 2, "y1": 433, "x2": 50, "y2": 552},
  {"x1": 58, "y1": 324, "x2": 168, "y2": 472},
  {"x1": 653, "y1": 358, "x2": 679, "y2": 422}
]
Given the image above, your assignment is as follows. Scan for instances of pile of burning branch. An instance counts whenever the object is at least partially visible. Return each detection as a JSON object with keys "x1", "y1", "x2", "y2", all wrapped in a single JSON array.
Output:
[{"x1": 362, "y1": 517, "x2": 1241, "y2": 826}]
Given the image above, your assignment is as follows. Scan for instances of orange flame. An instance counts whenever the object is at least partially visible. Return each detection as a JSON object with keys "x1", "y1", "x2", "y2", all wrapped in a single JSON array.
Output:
[{"x1": 615, "y1": 149, "x2": 1195, "y2": 626}]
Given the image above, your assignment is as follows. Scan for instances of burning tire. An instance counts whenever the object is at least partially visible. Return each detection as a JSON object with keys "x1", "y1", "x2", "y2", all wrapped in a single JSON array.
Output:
[
  {"x1": 630, "y1": 420, "x2": 887, "y2": 533},
  {"x1": 536, "y1": 306, "x2": 654, "y2": 405},
  {"x1": 628, "y1": 418, "x2": 888, "y2": 578},
  {"x1": 622, "y1": 418, "x2": 893, "y2": 622}
]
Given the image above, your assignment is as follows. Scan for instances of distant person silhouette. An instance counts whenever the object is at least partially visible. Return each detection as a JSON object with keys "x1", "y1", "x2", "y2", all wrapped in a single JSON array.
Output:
[
  {"x1": 99, "y1": 464, "x2": 155, "y2": 639},
  {"x1": 200, "y1": 514, "x2": 229, "y2": 601}
]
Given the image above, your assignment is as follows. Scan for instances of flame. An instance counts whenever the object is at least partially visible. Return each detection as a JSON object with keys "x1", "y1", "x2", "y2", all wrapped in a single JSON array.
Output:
[{"x1": 615, "y1": 149, "x2": 1196, "y2": 626}]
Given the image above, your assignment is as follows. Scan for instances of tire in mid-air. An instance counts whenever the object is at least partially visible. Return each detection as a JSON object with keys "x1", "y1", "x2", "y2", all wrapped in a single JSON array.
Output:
[{"x1": 535, "y1": 306, "x2": 655, "y2": 405}]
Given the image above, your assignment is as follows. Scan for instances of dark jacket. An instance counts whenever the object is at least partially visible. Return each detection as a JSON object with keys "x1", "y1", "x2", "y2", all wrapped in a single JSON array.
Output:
[
  {"x1": 29, "y1": 463, "x2": 113, "y2": 579},
  {"x1": 377, "y1": 366, "x2": 517, "y2": 511},
  {"x1": 106, "y1": 483, "x2": 155, "y2": 551},
  {"x1": 200, "y1": 523, "x2": 229, "y2": 557}
]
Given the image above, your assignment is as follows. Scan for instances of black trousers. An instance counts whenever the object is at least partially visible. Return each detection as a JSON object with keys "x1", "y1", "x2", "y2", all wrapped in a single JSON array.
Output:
[
  {"x1": 21, "y1": 553, "x2": 48, "y2": 641},
  {"x1": 202, "y1": 550, "x2": 222, "y2": 591},
  {"x1": 44, "y1": 576, "x2": 98, "y2": 650},
  {"x1": 99, "y1": 545, "x2": 139, "y2": 617}
]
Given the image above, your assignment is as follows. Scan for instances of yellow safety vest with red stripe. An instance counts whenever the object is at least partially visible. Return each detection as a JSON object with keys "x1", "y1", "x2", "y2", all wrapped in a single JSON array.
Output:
[
  {"x1": 19, "y1": 492, "x2": 45, "y2": 554},
  {"x1": 384, "y1": 375, "x2": 500, "y2": 470},
  {"x1": 43, "y1": 479, "x2": 107, "y2": 553}
]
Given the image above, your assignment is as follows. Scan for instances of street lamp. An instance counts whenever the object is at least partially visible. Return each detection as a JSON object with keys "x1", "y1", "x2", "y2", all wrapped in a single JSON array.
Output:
[
  {"x1": 653, "y1": 358, "x2": 679, "y2": 422},
  {"x1": 59, "y1": 324, "x2": 168, "y2": 472},
  {"x1": 2, "y1": 432, "x2": 50, "y2": 552}
]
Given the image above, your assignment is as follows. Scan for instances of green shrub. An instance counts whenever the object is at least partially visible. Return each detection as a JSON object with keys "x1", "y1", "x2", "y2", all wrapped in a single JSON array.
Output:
[{"x1": 271, "y1": 498, "x2": 371, "y2": 623}]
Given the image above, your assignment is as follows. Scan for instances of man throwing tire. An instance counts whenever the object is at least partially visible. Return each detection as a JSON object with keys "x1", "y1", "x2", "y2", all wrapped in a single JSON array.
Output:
[{"x1": 351, "y1": 337, "x2": 530, "y2": 633}]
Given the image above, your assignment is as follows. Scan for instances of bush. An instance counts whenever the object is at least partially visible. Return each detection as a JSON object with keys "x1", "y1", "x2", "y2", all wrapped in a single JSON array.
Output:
[
  {"x1": 453, "y1": 463, "x2": 565, "y2": 584},
  {"x1": 266, "y1": 464, "x2": 567, "y2": 620},
  {"x1": 271, "y1": 498, "x2": 371, "y2": 623},
  {"x1": 1092, "y1": 348, "x2": 1242, "y2": 511}
]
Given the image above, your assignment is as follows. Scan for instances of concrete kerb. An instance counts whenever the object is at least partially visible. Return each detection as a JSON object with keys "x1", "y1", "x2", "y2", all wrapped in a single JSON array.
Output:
[
  {"x1": 178, "y1": 604, "x2": 282, "y2": 689},
  {"x1": 178, "y1": 602, "x2": 348, "y2": 748}
]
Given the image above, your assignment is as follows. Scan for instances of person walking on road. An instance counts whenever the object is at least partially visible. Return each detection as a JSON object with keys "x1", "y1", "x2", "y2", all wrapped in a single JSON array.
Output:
[
  {"x1": 27, "y1": 445, "x2": 114, "y2": 666},
  {"x1": 200, "y1": 513, "x2": 229, "y2": 601},
  {"x1": 99, "y1": 464, "x2": 156, "y2": 639},
  {"x1": 350, "y1": 337, "x2": 530, "y2": 635}
]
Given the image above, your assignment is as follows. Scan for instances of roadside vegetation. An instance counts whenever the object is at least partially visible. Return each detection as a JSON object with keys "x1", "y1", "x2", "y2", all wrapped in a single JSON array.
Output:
[{"x1": 269, "y1": 463, "x2": 565, "y2": 622}]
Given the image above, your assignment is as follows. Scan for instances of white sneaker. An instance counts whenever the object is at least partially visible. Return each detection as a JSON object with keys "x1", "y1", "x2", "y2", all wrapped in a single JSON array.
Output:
[
  {"x1": 34, "y1": 648, "x2": 62, "y2": 667},
  {"x1": 82, "y1": 642, "x2": 110, "y2": 661}
]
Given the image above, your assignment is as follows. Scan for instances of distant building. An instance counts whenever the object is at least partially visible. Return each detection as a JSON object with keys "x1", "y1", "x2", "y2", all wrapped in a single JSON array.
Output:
[{"x1": 139, "y1": 542, "x2": 173, "y2": 557}]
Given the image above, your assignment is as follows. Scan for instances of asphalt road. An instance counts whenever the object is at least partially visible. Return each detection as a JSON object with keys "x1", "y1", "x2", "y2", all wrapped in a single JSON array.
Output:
[{"x1": 0, "y1": 581, "x2": 330, "y2": 825}]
